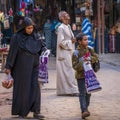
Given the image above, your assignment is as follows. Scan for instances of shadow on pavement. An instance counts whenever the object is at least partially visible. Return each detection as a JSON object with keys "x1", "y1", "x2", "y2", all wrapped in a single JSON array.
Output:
[{"x1": 2, "y1": 117, "x2": 39, "y2": 120}]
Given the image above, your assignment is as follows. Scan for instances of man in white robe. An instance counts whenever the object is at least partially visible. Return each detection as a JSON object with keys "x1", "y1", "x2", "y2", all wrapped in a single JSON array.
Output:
[{"x1": 56, "y1": 11, "x2": 78, "y2": 95}]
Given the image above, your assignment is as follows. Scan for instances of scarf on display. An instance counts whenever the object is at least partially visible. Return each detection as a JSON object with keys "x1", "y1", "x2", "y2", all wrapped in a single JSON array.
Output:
[
  {"x1": 0, "y1": 12, "x2": 4, "y2": 23},
  {"x1": 82, "y1": 17, "x2": 94, "y2": 48}
]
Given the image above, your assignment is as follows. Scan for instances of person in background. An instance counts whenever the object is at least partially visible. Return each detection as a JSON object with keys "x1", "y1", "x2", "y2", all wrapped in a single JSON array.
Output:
[
  {"x1": 108, "y1": 26, "x2": 116, "y2": 53},
  {"x1": 0, "y1": 22, "x2": 3, "y2": 46},
  {"x1": 72, "y1": 33, "x2": 98, "y2": 119},
  {"x1": 4, "y1": 17, "x2": 46, "y2": 119},
  {"x1": 71, "y1": 23, "x2": 80, "y2": 48},
  {"x1": 115, "y1": 22, "x2": 120, "y2": 53},
  {"x1": 104, "y1": 26, "x2": 109, "y2": 53},
  {"x1": 44, "y1": 18, "x2": 52, "y2": 50},
  {"x1": 50, "y1": 18, "x2": 58, "y2": 57},
  {"x1": 56, "y1": 11, "x2": 79, "y2": 96}
]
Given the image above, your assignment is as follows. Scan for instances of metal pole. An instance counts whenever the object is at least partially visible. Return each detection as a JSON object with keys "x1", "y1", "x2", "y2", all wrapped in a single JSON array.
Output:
[
  {"x1": 97, "y1": 0, "x2": 101, "y2": 54},
  {"x1": 0, "y1": 0, "x2": 1, "y2": 10},
  {"x1": 101, "y1": 0, "x2": 105, "y2": 53}
]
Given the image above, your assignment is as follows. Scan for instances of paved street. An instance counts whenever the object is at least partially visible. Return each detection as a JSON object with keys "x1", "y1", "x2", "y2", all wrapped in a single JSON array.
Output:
[{"x1": 0, "y1": 54, "x2": 120, "y2": 120}]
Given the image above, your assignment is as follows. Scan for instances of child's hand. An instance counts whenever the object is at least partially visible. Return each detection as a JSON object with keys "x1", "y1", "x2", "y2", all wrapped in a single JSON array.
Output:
[
  {"x1": 84, "y1": 57, "x2": 91, "y2": 61},
  {"x1": 79, "y1": 57, "x2": 84, "y2": 62},
  {"x1": 71, "y1": 38, "x2": 76, "y2": 43},
  {"x1": 73, "y1": 50, "x2": 79, "y2": 57}
]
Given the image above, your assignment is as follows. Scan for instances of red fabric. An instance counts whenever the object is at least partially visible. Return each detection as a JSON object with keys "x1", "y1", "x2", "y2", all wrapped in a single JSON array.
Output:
[
  {"x1": 84, "y1": 51, "x2": 90, "y2": 58},
  {"x1": 21, "y1": 1, "x2": 26, "y2": 9}
]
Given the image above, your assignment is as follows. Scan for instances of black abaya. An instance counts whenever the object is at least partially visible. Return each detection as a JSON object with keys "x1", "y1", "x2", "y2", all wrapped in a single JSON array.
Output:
[{"x1": 5, "y1": 31, "x2": 46, "y2": 116}]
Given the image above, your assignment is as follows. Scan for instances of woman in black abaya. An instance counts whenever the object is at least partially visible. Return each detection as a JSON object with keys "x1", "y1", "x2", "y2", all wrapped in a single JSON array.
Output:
[{"x1": 4, "y1": 17, "x2": 46, "y2": 119}]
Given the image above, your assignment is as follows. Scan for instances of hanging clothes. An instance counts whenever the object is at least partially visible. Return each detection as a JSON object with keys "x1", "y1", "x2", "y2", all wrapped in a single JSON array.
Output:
[
  {"x1": 0, "y1": 12, "x2": 4, "y2": 23},
  {"x1": 82, "y1": 17, "x2": 94, "y2": 48}
]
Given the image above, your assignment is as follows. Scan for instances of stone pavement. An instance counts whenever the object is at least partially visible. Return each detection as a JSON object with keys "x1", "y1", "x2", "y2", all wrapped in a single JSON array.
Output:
[
  {"x1": 42, "y1": 53, "x2": 120, "y2": 91},
  {"x1": 99, "y1": 53, "x2": 120, "y2": 66},
  {"x1": 0, "y1": 53, "x2": 120, "y2": 120},
  {"x1": 41, "y1": 53, "x2": 120, "y2": 120}
]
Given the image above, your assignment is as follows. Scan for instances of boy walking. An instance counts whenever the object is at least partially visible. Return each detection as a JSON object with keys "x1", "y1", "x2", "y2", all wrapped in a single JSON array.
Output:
[{"x1": 72, "y1": 33, "x2": 98, "y2": 119}]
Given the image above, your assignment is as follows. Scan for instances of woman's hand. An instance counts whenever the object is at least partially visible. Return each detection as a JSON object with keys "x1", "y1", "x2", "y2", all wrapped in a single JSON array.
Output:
[
  {"x1": 2, "y1": 80, "x2": 13, "y2": 89},
  {"x1": 7, "y1": 80, "x2": 14, "y2": 89}
]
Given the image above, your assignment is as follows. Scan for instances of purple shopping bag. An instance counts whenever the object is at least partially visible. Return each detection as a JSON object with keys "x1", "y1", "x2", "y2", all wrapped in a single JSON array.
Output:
[
  {"x1": 83, "y1": 61, "x2": 102, "y2": 93},
  {"x1": 38, "y1": 50, "x2": 50, "y2": 83},
  {"x1": 38, "y1": 61, "x2": 48, "y2": 83}
]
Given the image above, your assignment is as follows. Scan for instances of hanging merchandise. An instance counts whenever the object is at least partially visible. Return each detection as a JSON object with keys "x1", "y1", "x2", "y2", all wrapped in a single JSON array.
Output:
[
  {"x1": 3, "y1": 15, "x2": 10, "y2": 29},
  {"x1": 85, "y1": 8, "x2": 90, "y2": 16},
  {"x1": 33, "y1": 5, "x2": 40, "y2": 12},
  {"x1": 89, "y1": 0, "x2": 93, "y2": 16},
  {"x1": 0, "y1": 25, "x2": 3, "y2": 47},
  {"x1": 108, "y1": 27, "x2": 116, "y2": 53},
  {"x1": 8, "y1": 8, "x2": 13, "y2": 23},
  {"x1": 104, "y1": 0, "x2": 110, "y2": 14},
  {"x1": 25, "y1": 9, "x2": 29, "y2": 16},
  {"x1": 19, "y1": 8, "x2": 25, "y2": 17},
  {"x1": 84, "y1": 1, "x2": 90, "y2": 17},
  {"x1": 82, "y1": 17, "x2": 94, "y2": 47},
  {"x1": 25, "y1": 0, "x2": 30, "y2": 2},
  {"x1": 19, "y1": 0, "x2": 26, "y2": 16},
  {"x1": 0, "y1": 12, "x2": 5, "y2": 23},
  {"x1": 8, "y1": 8, "x2": 13, "y2": 16}
]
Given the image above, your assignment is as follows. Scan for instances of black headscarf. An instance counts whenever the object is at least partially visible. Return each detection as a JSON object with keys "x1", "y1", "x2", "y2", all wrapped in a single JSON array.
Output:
[
  {"x1": 17, "y1": 17, "x2": 36, "y2": 33},
  {"x1": 16, "y1": 17, "x2": 42, "y2": 54}
]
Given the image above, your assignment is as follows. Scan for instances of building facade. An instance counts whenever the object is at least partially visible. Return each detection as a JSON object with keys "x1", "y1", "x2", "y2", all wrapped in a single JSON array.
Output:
[{"x1": 0, "y1": 0, "x2": 120, "y2": 53}]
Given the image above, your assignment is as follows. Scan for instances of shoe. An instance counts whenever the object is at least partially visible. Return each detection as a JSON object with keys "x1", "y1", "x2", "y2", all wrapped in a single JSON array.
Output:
[
  {"x1": 18, "y1": 116, "x2": 27, "y2": 119},
  {"x1": 86, "y1": 109, "x2": 90, "y2": 114},
  {"x1": 57, "y1": 93, "x2": 79, "y2": 97},
  {"x1": 82, "y1": 111, "x2": 90, "y2": 119},
  {"x1": 71, "y1": 93, "x2": 79, "y2": 97},
  {"x1": 33, "y1": 113, "x2": 45, "y2": 119}
]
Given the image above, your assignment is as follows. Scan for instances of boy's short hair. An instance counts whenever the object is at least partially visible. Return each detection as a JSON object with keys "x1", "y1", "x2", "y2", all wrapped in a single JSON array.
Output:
[{"x1": 76, "y1": 32, "x2": 86, "y2": 41}]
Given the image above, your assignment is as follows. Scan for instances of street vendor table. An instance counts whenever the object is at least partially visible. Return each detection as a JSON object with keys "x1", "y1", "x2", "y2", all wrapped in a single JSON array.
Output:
[{"x1": 0, "y1": 47, "x2": 8, "y2": 72}]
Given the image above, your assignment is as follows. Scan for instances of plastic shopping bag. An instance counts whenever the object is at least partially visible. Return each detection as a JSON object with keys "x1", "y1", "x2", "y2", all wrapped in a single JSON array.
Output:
[
  {"x1": 39, "y1": 62, "x2": 48, "y2": 83},
  {"x1": 83, "y1": 61, "x2": 102, "y2": 93},
  {"x1": 38, "y1": 50, "x2": 50, "y2": 83},
  {"x1": 2, "y1": 73, "x2": 14, "y2": 89}
]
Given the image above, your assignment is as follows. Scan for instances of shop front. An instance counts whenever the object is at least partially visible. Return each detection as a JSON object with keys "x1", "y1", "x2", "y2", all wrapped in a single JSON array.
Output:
[
  {"x1": 0, "y1": 0, "x2": 13, "y2": 46},
  {"x1": 104, "y1": 0, "x2": 120, "y2": 53},
  {"x1": 33, "y1": 0, "x2": 75, "y2": 29},
  {"x1": 0, "y1": 0, "x2": 119, "y2": 54}
]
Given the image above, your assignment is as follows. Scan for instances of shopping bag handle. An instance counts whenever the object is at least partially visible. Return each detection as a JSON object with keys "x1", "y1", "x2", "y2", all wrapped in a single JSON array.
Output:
[{"x1": 41, "y1": 49, "x2": 50, "y2": 57}]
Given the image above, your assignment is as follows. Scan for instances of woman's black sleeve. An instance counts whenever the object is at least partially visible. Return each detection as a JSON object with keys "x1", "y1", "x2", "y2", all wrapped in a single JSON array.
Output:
[{"x1": 5, "y1": 34, "x2": 19, "y2": 70}]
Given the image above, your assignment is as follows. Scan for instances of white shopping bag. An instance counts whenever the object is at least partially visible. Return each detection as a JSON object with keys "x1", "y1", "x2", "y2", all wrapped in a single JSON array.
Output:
[{"x1": 83, "y1": 61, "x2": 102, "y2": 93}]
